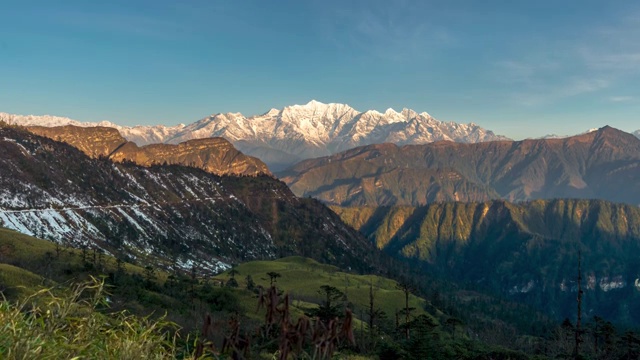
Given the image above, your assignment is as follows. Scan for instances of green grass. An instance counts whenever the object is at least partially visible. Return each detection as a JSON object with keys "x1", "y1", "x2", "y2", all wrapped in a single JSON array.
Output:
[
  {"x1": 0, "y1": 227, "x2": 58, "y2": 259},
  {"x1": 0, "y1": 227, "x2": 200, "y2": 333},
  {"x1": 0, "y1": 277, "x2": 190, "y2": 360},
  {"x1": 218, "y1": 256, "x2": 432, "y2": 323},
  {"x1": 0, "y1": 227, "x2": 162, "y2": 293},
  {"x1": 0, "y1": 264, "x2": 45, "y2": 298}
]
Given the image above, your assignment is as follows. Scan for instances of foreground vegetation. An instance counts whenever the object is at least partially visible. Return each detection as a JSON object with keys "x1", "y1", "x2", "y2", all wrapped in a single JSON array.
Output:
[
  {"x1": 0, "y1": 279, "x2": 183, "y2": 359},
  {"x1": 3, "y1": 226, "x2": 640, "y2": 358}
]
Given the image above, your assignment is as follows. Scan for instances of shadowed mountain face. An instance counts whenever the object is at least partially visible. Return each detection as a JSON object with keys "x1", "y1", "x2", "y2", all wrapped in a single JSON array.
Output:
[
  {"x1": 0, "y1": 125, "x2": 376, "y2": 273},
  {"x1": 27, "y1": 125, "x2": 271, "y2": 176},
  {"x1": 280, "y1": 126, "x2": 640, "y2": 206},
  {"x1": 333, "y1": 199, "x2": 640, "y2": 324}
]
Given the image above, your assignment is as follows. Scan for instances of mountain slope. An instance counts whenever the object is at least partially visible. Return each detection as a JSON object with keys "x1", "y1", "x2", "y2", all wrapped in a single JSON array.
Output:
[
  {"x1": 26, "y1": 125, "x2": 271, "y2": 176},
  {"x1": 0, "y1": 125, "x2": 376, "y2": 272},
  {"x1": 281, "y1": 126, "x2": 640, "y2": 206},
  {"x1": 333, "y1": 199, "x2": 640, "y2": 324},
  {"x1": 634, "y1": 129, "x2": 640, "y2": 139},
  {"x1": 2, "y1": 101, "x2": 509, "y2": 170}
]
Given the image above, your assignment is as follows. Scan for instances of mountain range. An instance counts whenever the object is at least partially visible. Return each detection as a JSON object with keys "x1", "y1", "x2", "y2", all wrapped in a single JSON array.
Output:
[
  {"x1": 333, "y1": 198, "x2": 640, "y2": 324},
  {"x1": 0, "y1": 124, "x2": 376, "y2": 273},
  {"x1": 280, "y1": 126, "x2": 640, "y2": 206},
  {"x1": 1, "y1": 101, "x2": 509, "y2": 170}
]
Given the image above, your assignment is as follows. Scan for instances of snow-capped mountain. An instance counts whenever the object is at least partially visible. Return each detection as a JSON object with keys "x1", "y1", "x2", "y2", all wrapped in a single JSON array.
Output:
[
  {"x1": 162, "y1": 101, "x2": 510, "y2": 170},
  {"x1": 2, "y1": 100, "x2": 510, "y2": 170},
  {"x1": 634, "y1": 130, "x2": 640, "y2": 139}
]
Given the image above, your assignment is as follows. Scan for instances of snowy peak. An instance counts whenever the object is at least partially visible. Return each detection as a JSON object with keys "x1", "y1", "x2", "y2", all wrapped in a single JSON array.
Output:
[
  {"x1": 280, "y1": 100, "x2": 358, "y2": 126},
  {"x1": 293, "y1": 99, "x2": 353, "y2": 112},
  {"x1": 299, "y1": 99, "x2": 327, "y2": 109},
  {"x1": 264, "y1": 108, "x2": 280, "y2": 117}
]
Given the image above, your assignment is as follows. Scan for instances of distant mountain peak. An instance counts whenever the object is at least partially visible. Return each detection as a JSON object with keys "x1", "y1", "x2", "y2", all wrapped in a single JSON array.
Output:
[
  {"x1": 264, "y1": 108, "x2": 280, "y2": 116},
  {"x1": 306, "y1": 99, "x2": 324, "y2": 106},
  {"x1": 588, "y1": 125, "x2": 633, "y2": 138}
]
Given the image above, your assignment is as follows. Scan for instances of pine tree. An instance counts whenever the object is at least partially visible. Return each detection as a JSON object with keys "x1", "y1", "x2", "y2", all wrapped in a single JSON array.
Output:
[
  {"x1": 396, "y1": 281, "x2": 416, "y2": 340},
  {"x1": 307, "y1": 285, "x2": 344, "y2": 324},
  {"x1": 267, "y1": 271, "x2": 281, "y2": 286},
  {"x1": 245, "y1": 275, "x2": 256, "y2": 290},
  {"x1": 574, "y1": 251, "x2": 583, "y2": 360}
]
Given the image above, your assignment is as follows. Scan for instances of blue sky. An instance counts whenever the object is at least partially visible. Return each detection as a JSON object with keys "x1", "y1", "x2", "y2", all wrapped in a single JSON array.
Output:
[{"x1": 1, "y1": 0, "x2": 639, "y2": 139}]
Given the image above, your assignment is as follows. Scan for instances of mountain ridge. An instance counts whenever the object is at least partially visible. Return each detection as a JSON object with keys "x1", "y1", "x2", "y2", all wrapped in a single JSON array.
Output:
[
  {"x1": 25, "y1": 125, "x2": 271, "y2": 176},
  {"x1": 281, "y1": 126, "x2": 640, "y2": 206},
  {"x1": 1, "y1": 101, "x2": 509, "y2": 170}
]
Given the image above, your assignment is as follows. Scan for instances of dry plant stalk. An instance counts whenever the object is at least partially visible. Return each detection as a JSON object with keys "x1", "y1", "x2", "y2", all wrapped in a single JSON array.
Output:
[{"x1": 257, "y1": 284, "x2": 356, "y2": 360}]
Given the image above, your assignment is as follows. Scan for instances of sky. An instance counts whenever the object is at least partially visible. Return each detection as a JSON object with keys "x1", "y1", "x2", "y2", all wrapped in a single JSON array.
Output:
[{"x1": 1, "y1": 0, "x2": 639, "y2": 139}]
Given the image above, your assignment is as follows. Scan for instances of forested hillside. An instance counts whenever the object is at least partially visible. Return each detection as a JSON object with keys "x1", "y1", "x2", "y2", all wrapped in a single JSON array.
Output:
[{"x1": 334, "y1": 199, "x2": 640, "y2": 324}]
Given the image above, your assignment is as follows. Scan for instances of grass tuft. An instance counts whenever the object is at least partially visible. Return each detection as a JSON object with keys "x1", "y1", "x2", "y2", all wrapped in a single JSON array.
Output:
[{"x1": 0, "y1": 276, "x2": 185, "y2": 360}]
